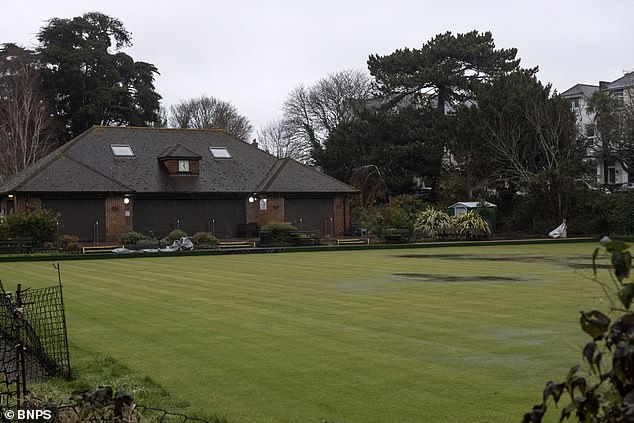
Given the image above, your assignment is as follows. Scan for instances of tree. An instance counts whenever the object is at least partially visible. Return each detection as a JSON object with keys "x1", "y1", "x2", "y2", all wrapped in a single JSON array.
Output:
[
  {"x1": 256, "y1": 119, "x2": 308, "y2": 161},
  {"x1": 468, "y1": 70, "x2": 589, "y2": 223},
  {"x1": 36, "y1": 12, "x2": 162, "y2": 143},
  {"x1": 367, "y1": 30, "x2": 521, "y2": 113},
  {"x1": 312, "y1": 107, "x2": 446, "y2": 195},
  {"x1": 168, "y1": 95, "x2": 253, "y2": 142},
  {"x1": 283, "y1": 69, "x2": 372, "y2": 151},
  {"x1": 0, "y1": 44, "x2": 53, "y2": 179},
  {"x1": 586, "y1": 90, "x2": 634, "y2": 177}
]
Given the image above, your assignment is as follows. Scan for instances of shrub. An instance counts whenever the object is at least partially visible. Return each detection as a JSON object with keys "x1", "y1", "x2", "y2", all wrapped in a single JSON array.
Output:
[
  {"x1": 261, "y1": 222, "x2": 296, "y2": 246},
  {"x1": 163, "y1": 229, "x2": 188, "y2": 244},
  {"x1": 354, "y1": 207, "x2": 386, "y2": 237},
  {"x1": 523, "y1": 238, "x2": 633, "y2": 422},
  {"x1": 451, "y1": 211, "x2": 491, "y2": 239},
  {"x1": 353, "y1": 194, "x2": 426, "y2": 237},
  {"x1": 119, "y1": 231, "x2": 153, "y2": 246},
  {"x1": 569, "y1": 189, "x2": 634, "y2": 236},
  {"x1": 0, "y1": 209, "x2": 58, "y2": 245},
  {"x1": 57, "y1": 234, "x2": 80, "y2": 251},
  {"x1": 191, "y1": 232, "x2": 219, "y2": 248},
  {"x1": 414, "y1": 207, "x2": 453, "y2": 240}
]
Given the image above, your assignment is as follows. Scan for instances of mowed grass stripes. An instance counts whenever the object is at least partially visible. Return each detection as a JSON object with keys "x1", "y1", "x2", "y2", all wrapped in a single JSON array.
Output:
[{"x1": 0, "y1": 243, "x2": 605, "y2": 422}]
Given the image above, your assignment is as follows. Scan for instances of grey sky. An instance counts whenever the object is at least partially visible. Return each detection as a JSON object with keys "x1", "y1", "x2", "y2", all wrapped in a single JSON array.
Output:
[{"x1": 2, "y1": 0, "x2": 633, "y2": 134}]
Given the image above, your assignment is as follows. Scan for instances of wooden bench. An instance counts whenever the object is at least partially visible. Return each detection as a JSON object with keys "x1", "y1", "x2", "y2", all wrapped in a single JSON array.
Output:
[
  {"x1": 336, "y1": 238, "x2": 369, "y2": 245},
  {"x1": 237, "y1": 223, "x2": 259, "y2": 238},
  {"x1": 218, "y1": 241, "x2": 256, "y2": 249},
  {"x1": 0, "y1": 237, "x2": 34, "y2": 254},
  {"x1": 290, "y1": 231, "x2": 320, "y2": 246},
  {"x1": 82, "y1": 245, "x2": 118, "y2": 254},
  {"x1": 383, "y1": 229, "x2": 411, "y2": 244}
]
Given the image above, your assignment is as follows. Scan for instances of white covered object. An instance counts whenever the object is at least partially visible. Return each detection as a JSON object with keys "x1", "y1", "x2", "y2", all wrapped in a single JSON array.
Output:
[{"x1": 548, "y1": 222, "x2": 567, "y2": 238}]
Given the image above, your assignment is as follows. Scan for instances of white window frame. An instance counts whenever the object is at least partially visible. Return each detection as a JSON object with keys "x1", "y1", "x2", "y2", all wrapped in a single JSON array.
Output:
[
  {"x1": 111, "y1": 144, "x2": 135, "y2": 157},
  {"x1": 209, "y1": 147, "x2": 232, "y2": 159}
]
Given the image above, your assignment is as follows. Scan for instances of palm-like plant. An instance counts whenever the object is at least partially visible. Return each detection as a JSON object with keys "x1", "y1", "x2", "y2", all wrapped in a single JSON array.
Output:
[
  {"x1": 451, "y1": 211, "x2": 491, "y2": 239},
  {"x1": 414, "y1": 207, "x2": 453, "y2": 240}
]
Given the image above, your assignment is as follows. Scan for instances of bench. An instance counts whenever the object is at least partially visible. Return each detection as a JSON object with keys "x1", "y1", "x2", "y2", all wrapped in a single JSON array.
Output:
[
  {"x1": 290, "y1": 231, "x2": 320, "y2": 246},
  {"x1": 237, "y1": 223, "x2": 259, "y2": 238},
  {"x1": 0, "y1": 237, "x2": 34, "y2": 254},
  {"x1": 82, "y1": 245, "x2": 119, "y2": 254},
  {"x1": 336, "y1": 238, "x2": 369, "y2": 245},
  {"x1": 218, "y1": 241, "x2": 256, "y2": 249},
  {"x1": 383, "y1": 229, "x2": 411, "y2": 244}
]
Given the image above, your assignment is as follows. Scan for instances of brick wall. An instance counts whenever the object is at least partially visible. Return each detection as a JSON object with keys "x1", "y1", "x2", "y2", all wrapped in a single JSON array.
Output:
[
  {"x1": 161, "y1": 159, "x2": 200, "y2": 175},
  {"x1": 105, "y1": 196, "x2": 133, "y2": 243},
  {"x1": 245, "y1": 196, "x2": 285, "y2": 229},
  {"x1": 333, "y1": 196, "x2": 350, "y2": 236}
]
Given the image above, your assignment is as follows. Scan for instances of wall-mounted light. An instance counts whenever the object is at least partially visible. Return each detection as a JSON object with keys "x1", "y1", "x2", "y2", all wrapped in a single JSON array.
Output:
[
  {"x1": 248, "y1": 193, "x2": 259, "y2": 203},
  {"x1": 7, "y1": 194, "x2": 13, "y2": 198},
  {"x1": 123, "y1": 197, "x2": 130, "y2": 205}
]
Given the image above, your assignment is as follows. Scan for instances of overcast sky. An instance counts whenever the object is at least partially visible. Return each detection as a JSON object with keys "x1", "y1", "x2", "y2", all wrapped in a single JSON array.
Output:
[{"x1": 2, "y1": 0, "x2": 633, "y2": 135}]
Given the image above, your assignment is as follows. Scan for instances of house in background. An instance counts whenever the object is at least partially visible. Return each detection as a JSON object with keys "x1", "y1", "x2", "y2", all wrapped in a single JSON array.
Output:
[
  {"x1": 562, "y1": 71, "x2": 634, "y2": 190},
  {"x1": 0, "y1": 126, "x2": 356, "y2": 243}
]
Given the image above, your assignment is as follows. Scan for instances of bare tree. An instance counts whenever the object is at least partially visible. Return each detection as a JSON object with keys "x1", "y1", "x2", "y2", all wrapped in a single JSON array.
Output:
[
  {"x1": 257, "y1": 119, "x2": 308, "y2": 161},
  {"x1": 586, "y1": 90, "x2": 634, "y2": 175},
  {"x1": 282, "y1": 69, "x2": 372, "y2": 151},
  {"x1": 486, "y1": 95, "x2": 584, "y2": 189},
  {"x1": 169, "y1": 95, "x2": 253, "y2": 142},
  {"x1": 0, "y1": 44, "x2": 54, "y2": 180}
]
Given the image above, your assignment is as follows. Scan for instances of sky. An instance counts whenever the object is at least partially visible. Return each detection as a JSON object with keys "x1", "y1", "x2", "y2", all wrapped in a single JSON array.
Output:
[{"x1": 2, "y1": 0, "x2": 634, "y2": 135}]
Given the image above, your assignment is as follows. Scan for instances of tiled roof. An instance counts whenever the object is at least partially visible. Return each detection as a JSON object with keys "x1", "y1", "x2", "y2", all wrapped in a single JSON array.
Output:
[
  {"x1": 0, "y1": 126, "x2": 356, "y2": 195},
  {"x1": 560, "y1": 83, "x2": 599, "y2": 98},
  {"x1": 158, "y1": 144, "x2": 202, "y2": 160},
  {"x1": 607, "y1": 71, "x2": 634, "y2": 90}
]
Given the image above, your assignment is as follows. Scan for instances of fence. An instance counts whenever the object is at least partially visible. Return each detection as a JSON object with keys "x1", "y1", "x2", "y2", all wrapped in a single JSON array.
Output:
[
  {"x1": 0, "y1": 267, "x2": 210, "y2": 423},
  {"x1": 0, "y1": 264, "x2": 71, "y2": 416}
]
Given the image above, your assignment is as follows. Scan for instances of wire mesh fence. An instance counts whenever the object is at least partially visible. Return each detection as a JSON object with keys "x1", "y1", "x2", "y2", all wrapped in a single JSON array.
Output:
[
  {"x1": 0, "y1": 266, "x2": 71, "y2": 417},
  {"x1": 0, "y1": 267, "x2": 210, "y2": 423}
]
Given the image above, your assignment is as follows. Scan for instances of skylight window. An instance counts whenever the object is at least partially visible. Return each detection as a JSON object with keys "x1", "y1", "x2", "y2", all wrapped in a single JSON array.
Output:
[
  {"x1": 209, "y1": 147, "x2": 232, "y2": 159},
  {"x1": 111, "y1": 144, "x2": 135, "y2": 157}
]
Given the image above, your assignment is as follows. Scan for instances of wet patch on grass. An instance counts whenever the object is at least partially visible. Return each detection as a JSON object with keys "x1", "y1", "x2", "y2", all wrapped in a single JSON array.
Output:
[
  {"x1": 393, "y1": 253, "x2": 604, "y2": 270},
  {"x1": 394, "y1": 273, "x2": 533, "y2": 283}
]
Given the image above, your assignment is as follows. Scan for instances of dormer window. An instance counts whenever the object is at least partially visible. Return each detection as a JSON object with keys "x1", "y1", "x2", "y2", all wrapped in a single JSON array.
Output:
[
  {"x1": 111, "y1": 144, "x2": 134, "y2": 157},
  {"x1": 210, "y1": 147, "x2": 232, "y2": 159},
  {"x1": 158, "y1": 144, "x2": 201, "y2": 175},
  {"x1": 178, "y1": 160, "x2": 190, "y2": 173}
]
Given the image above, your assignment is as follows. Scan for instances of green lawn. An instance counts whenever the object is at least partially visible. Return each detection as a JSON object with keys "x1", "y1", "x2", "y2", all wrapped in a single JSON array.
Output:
[{"x1": 0, "y1": 242, "x2": 608, "y2": 422}]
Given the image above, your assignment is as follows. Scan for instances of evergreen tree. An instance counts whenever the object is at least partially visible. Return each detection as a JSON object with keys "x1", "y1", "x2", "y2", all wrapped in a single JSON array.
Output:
[
  {"x1": 313, "y1": 107, "x2": 446, "y2": 195},
  {"x1": 367, "y1": 30, "x2": 520, "y2": 113},
  {"x1": 37, "y1": 12, "x2": 162, "y2": 143}
]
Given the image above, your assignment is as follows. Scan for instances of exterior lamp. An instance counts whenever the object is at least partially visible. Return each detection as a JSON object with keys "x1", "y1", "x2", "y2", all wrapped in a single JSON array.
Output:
[{"x1": 123, "y1": 197, "x2": 130, "y2": 205}]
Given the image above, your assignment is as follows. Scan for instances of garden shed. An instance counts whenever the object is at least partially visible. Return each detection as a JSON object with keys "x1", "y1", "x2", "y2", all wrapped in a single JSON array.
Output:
[{"x1": 448, "y1": 201, "x2": 497, "y2": 229}]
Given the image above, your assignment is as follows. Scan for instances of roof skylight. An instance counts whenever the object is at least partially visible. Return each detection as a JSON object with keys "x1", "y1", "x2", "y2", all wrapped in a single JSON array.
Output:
[
  {"x1": 111, "y1": 144, "x2": 135, "y2": 157},
  {"x1": 209, "y1": 147, "x2": 232, "y2": 159}
]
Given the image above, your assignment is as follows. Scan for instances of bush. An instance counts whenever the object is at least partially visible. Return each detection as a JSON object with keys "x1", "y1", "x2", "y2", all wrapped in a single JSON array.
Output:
[
  {"x1": 414, "y1": 207, "x2": 453, "y2": 240},
  {"x1": 524, "y1": 239, "x2": 633, "y2": 422},
  {"x1": 119, "y1": 231, "x2": 154, "y2": 246},
  {"x1": 353, "y1": 194, "x2": 425, "y2": 237},
  {"x1": 451, "y1": 211, "x2": 491, "y2": 239},
  {"x1": 261, "y1": 222, "x2": 296, "y2": 246},
  {"x1": 0, "y1": 209, "x2": 58, "y2": 245},
  {"x1": 163, "y1": 229, "x2": 188, "y2": 244},
  {"x1": 57, "y1": 234, "x2": 80, "y2": 251},
  {"x1": 191, "y1": 232, "x2": 219, "y2": 248},
  {"x1": 569, "y1": 189, "x2": 634, "y2": 236}
]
